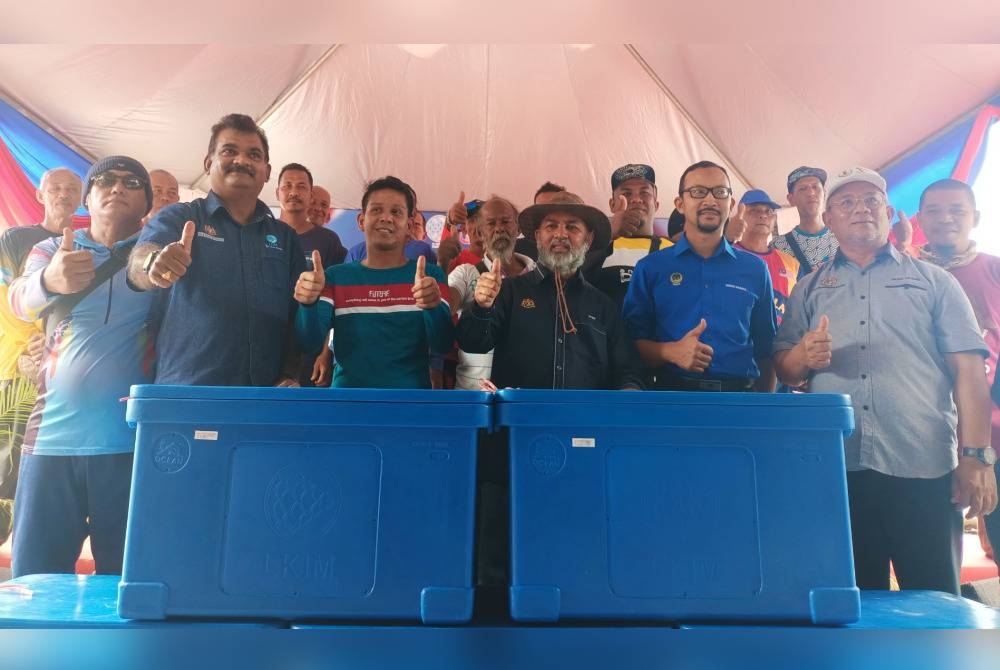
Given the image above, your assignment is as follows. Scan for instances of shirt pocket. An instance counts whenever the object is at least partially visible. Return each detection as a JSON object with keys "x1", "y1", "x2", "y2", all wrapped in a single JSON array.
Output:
[
  {"x1": 719, "y1": 283, "x2": 759, "y2": 343},
  {"x1": 883, "y1": 276, "x2": 931, "y2": 310}
]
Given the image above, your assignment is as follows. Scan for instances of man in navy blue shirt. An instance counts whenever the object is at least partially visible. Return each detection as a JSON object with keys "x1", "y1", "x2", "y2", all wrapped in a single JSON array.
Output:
[
  {"x1": 623, "y1": 161, "x2": 776, "y2": 392},
  {"x1": 128, "y1": 113, "x2": 306, "y2": 387}
]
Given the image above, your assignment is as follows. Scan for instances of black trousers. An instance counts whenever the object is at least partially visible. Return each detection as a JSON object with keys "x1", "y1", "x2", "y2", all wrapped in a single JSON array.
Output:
[{"x1": 847, "y1": 469, "x2": 962, "y2": 594}]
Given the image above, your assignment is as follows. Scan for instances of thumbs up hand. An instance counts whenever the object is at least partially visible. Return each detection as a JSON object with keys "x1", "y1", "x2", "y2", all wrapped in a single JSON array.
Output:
[
  {"x1": 610, "y1": 194, "x2": 642, "y2": 239},
  {"x1": 42, "y1": 228, "x2": 95, "y2": 294},
  {"x1": 671, "y1": 318, "x2": 714, "y2": 373},
  {"x1": 725, "y1": 203, "x2": 747, "y2": 243},
  {"x1": 474, "y1": 258, "x2": 503, "y2": 309},
  {"x1": 411, "y1": 255, "x2": 441, "y2": 310},
  {"x1": 149, "y1": 220, "x2": 195, "y2": 288},
  {"x1": 802, "y1": 314, "x2": 832, "y2": 369},
  {"x1": 447, "y1": 190, "x2": 468, "y2": 232},
  {"x1": 295, "y1": 250, "x2": 325, "y2": 305}
]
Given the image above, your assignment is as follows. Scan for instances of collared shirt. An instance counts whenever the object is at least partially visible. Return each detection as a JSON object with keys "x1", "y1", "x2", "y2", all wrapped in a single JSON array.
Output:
[
  {"x1": 774, "y1": 245, "x2": 987, "y2": 478},
  {"x1": 8, "y1": 230, "x2": 154, "y2": 455},
  {"x1": 456, "y1": 265, "x2": 644, "y2": 390},
  {"x1": 139, "y1": 192, "x2": 305, "y2": 386},
  {"x1": 735, "y1": 243, "x2": 800, "y2": 324},
  {"x1": 298, "y1": 226, "x2": 347, "y2": 269},
  {"x1": 771, "y1": 226, "x2": 839, "y2": 277},
  {"x1": 623, "y1": 234, "x2": 776, "y2": 381}
]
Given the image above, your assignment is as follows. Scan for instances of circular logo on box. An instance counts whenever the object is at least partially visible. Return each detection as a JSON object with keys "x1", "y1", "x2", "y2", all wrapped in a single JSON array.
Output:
[
  {"x1": 264, "y1": 462, "x2": 341, "y2": 537},
  {"x1": 529, "y1": 435, "x2": 566, "y2": 476},
  {"x1": 151, "y1": 432, "x2": 191, "y2": 473}
]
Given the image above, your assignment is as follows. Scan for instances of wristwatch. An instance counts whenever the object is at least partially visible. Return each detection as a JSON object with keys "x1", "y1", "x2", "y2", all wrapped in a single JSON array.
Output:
[
  {"x1": 960, "y1": 446, "x2": 998, "y2": 466},
  {"x1": 142, "y1": 250, "x2": 160, "y2": 274}
]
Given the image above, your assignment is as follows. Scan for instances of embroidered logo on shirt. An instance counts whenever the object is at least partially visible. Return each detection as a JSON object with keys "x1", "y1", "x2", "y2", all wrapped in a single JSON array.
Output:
[
  {"x1": 670, "y1": 272, "x2": 683, "y2": 285},
  {"x1": 520, "y1": 298, "x2": 536, "y2": 309},
  {"x1": 197, "y1": 223, "x2": 224, "y2": 242},
  {"x1": 264, "y1": 234, "x2": 283, "y2": 251},
  {"x1": 725, "y1": 283, "x2": 749, "y2": 293},
  {"x1": 820, "y1": 276, "x2": 839, "y2": 287}
]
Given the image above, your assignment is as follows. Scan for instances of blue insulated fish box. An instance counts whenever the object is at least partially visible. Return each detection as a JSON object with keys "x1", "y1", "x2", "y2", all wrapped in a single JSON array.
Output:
[
  {"x1": 118, "y1": 386, "x2": 491, "y2": 624},
  {"x1": 496, "y1": 390, "x2": 859, "y2": 625}
]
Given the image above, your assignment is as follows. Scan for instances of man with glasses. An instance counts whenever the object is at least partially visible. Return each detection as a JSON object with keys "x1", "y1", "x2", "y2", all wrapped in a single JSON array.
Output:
[
  {"x1": 774, "y1": 167, "x2": 994, "y2": 594},
  {"x1": 623, "y1": 160, "x2": 777, "y2": 392},
  {"x1": 128, "y1": 113, "x2": 306, "y2": 387},
  {"x1": 7, "y1": 156, "x2": 156, "y2": 576}
]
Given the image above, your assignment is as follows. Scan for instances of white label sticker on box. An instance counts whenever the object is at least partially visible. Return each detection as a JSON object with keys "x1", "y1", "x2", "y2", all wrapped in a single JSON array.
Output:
[
  {"x1": 193, "y1": 430, "x2": 218, "y2": 441},
  {"x1": 571, "y1": 437, "x2": 596, "y2": 448}
]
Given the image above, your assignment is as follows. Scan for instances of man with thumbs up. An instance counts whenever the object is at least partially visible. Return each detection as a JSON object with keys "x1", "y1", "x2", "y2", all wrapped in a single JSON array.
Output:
[
  {"x1": 774, "y1": 166, "x2": 993, "y2": 595},
  {"x1": 7, "y1": 155, "x2": 155, "y2": 577},
  {"x1": 623, "y1": 161, "x2": 777, "y2": 392},
  {"x1": 294, "y1": 176, "x2": 452, "y2": 388},
  {"x1": 128, "y1": 113, "x2": 306, "y2": 387}
]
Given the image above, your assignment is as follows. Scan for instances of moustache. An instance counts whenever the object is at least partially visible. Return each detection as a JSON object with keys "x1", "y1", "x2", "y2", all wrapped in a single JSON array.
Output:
[{"x1": 226, "y1": 164, "x2": 255, "y2": 177}]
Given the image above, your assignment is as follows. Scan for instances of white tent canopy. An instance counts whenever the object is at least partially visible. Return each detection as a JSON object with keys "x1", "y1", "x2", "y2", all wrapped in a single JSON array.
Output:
[{"x1": 1, "y1": 43, "x2": 999, "y2": 215}]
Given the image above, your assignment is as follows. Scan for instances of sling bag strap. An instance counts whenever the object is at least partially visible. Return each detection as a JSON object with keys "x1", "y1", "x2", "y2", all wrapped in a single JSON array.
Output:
[{"x1": 783, "y1": 231, "x2": 812, "y2": 275}]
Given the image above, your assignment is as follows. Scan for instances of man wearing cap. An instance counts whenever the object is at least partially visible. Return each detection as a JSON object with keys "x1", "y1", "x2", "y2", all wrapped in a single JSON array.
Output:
[
  {"x1": 0, "y1": 167, "x2": 83, "y2": 540},
  {"x1": 623, "y1": 160, "x2": 777, "y2": 392},
  {"x1": 588, "y1": 164, "x2": 672, "y2": 307},
  {"x1": 456, "y1": 191, "x2": 643, "y2": 390},
  {"x1": 7, "y1": 156, "x2": 156, "y2": 577},
  {"x1": 772, "y1": 166, "x2": 837, "y2": 278},
  {"x1": 774, "y1": 167, "x2": 995, "y2": 594},
  {"x1": 733, "y1": 189, "x2": 800, "y2": 324},
  {"x1": 127, "y1": 113, "x2": 306, "y2": 387}
]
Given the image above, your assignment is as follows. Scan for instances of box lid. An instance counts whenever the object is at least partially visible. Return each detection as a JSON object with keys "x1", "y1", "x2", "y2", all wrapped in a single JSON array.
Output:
[
  {"x1": 496, "y1": 389, "x2": 851, "y2": 407},
  {"x1": 129, "y1": 385, "x2": 492, "y2": 404}
]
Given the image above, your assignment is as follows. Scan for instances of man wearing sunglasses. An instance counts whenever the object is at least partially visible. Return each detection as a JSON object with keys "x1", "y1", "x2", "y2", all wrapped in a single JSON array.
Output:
[
  {"x1": 623, "y1": 160, "x2": 777, "y2": 392},
  {"x1": 128, "y1": 113, "x2": 306, "y2": 388},
  {"x1": 774, "y1": 167, "x2": 994, "y2": 595},
  {"x1": 7, "y1": 156, "x2": 155, "y2": 577}
]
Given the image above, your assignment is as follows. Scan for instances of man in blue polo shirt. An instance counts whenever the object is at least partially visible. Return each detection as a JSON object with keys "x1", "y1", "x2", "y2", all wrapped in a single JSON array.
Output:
[
  {"x1": 128, "y1": 113, "x2": 306, "y2": 386},
  {"x1": 623, "y1": 160, "x2": 776, "y2": 392}
]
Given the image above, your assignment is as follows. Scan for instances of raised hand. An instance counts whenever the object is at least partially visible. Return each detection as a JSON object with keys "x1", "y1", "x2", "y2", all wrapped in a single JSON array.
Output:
[
  {"x1": 893, "y1": 210, "x2": 914, "y2": 254},
  {"x1": 725, "y1": 203, "x2": 747, "y2": 243},
  {"x1": 295, "y1": 250, "x2": 325, "y2": 304},
  {"x1": 42, "y1": 228, "x2": 95, "y2": 294},
  {"x1": 673, "y1": 318, "x2": 713, "y2": 373},
  {"x1": 474, "y1": 258, "x2": 502, "y2": 309},
  {"x1": 801, "y1": 314, "x2": 832, "y2": 369},
  {"x1": 447, "y1": 190, "x2": 468, "y2": 233},
  {"x1": 610, "y1": 194, "x2": 642, "y2": 239},
  {"x1": 149, "y1": 220, "x2": 195, "y2": 288},
  {"x1": 411, "y1": 255, "x2": 441, "y2": 309}
]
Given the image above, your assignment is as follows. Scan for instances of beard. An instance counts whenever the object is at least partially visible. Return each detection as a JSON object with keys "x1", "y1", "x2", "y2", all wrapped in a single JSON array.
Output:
[
  {"x1": 695, "y1": 207, "x2": 723, "y2": 234},
  {"x1": 538, "y1": 239, "x2": 590, "y2": 277},
  {"x1": 486, "y1": 231, "x2": 514, "y2": 261}
]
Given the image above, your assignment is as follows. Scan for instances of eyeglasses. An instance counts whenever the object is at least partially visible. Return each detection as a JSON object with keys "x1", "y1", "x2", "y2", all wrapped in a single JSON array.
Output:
[
  {"x1": 681, "y1": 186, "x2": 732, "y2": 199},
  {"x1": 93, "y1": 173, "x2": 146, "y2": 190},
  {"x1": 829, "y1": 195, "x2": 884, "y2": 213}
]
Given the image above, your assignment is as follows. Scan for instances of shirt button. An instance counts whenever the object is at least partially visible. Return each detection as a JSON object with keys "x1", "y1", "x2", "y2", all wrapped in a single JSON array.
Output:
[
  {"x1": 557, "y1": 338, "x2": 563, "y2": 344},
  {"x1": 556, "y1": 365, "x2": 563, "y2": 371},
  {"x1": 863, "y1": 405, "x2": 869, "y2": 410},
  {"x1": 860, "y1": 295, "x2": 866, "y2": 299},
  {"x1": 860, "y1": 320, "x2": 865, "y2": 325},
  {"x1": 861, "y1": 374, "x2": 867, "y2": 379}
]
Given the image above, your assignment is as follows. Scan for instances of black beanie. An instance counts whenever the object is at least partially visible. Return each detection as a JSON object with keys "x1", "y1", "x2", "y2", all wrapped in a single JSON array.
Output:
[{"x1": 83, "y1": 155, "x2": 153, "y2": 215}]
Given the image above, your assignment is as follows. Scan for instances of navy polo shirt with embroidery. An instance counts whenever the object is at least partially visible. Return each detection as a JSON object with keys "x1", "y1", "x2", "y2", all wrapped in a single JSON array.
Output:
[
  {"x1": 139, "y1": 191, "x2": 306, "y2": 386},
  {"x1": 623, "y1": 234, "x2": 777, "y2": 379}
]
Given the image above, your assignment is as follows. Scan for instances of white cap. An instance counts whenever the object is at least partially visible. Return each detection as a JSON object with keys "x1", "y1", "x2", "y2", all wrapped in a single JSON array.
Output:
[{"x1": 825, "y1": 167, "x2": 887, "y2": 197}]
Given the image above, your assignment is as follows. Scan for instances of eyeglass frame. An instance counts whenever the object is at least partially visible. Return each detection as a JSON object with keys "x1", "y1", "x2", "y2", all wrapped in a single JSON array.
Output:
[
  {"x1": 680, "y1": 185, "x2": 733, "y2": 200},
  {"x1": 92, "y1": 172, "x2": 147, "y2": 190},
  {"x1": 827, "y1": 193, "x2": 886, "y2": 213}
]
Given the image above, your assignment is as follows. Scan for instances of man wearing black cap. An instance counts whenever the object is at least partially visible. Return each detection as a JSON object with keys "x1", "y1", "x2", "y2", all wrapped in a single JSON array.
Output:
[
  {"x1": 456, "y1": 191, "x2": 643, "y2": 390},
  {"x1": 7, "y1": 156, "x2": 155, "y2": 577},
  {"x1": 127, "y1": 113, "x2": 305, "y2": 387},
  {"x1": 588, "y1": 163, "x2": 672, "y2": 307},
  {"x1": 772, "y1": 165, "x2": 837, "y2": 278}
]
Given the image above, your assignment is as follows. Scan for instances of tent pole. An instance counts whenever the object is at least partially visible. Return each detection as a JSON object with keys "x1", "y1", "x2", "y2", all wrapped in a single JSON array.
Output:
[
  {"x1": 0, "y1": 87, "x2": 98, "y2": 164},
  {"x1": 624, "y1": 44, "x2": 754, "y2": 189}
]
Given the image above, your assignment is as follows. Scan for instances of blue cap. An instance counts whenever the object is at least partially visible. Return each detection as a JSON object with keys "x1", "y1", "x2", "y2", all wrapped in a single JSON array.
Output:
[{"x1": 739, "y1": 189, "x2": 781, "y2": 209}]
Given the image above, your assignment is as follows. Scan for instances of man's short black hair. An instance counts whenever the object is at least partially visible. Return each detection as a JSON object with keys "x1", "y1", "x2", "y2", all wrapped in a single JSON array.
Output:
[
  {"x1": 207, "y1": 113, "x2": 270, "y2": 162},
  {"x1": 919, "y1": 178, "x2": 977, "y2": 211},
  {"x1": 534, "y1": 181, "x2": 566, "y2": 202},
  {"x1": 678, "y1": 161, "x2": 730, "y2": 196},
  {"x1": 278, "y1": 163, "x2": 313, "y2": 187},
  {"x1": 361, "y1": 176, "x2": 415, "y2": 216}
]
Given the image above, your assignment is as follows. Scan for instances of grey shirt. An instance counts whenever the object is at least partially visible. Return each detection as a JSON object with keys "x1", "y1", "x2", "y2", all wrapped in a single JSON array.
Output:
[{"x1": 774, "y1": 244, "x2": 987, "y2": 478}]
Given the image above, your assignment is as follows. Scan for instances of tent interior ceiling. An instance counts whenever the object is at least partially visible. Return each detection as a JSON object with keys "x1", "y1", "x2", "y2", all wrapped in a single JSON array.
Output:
[{"x1": 1, "y1": 44, "x2": 999, "y2": 212}]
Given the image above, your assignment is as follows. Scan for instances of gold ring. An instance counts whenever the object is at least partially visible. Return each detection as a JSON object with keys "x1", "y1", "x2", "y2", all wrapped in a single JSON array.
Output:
[{"x1": 162, "y1": 270, "x2": 173, "y2": 281}]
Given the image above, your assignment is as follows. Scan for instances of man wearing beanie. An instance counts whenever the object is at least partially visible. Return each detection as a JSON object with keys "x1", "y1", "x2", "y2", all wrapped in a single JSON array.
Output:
[
  {"x1": 128, "y1": 113, "x2": 305, "y2": 387},
  {"x1": 775, "y1": 167, "x2": 994, "y2": 594},
  {"x1": 7, "y1": 155, "x2": 155, "y2": 577}
]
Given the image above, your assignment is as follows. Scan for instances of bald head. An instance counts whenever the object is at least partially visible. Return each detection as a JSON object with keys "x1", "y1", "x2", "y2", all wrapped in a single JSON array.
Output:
[
  {"x1": 308, "y1": 185, "x2": 332, "y2": 227},
  {"x1": 149, "y1": 169, "x2": 180, "y2": 217}
]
